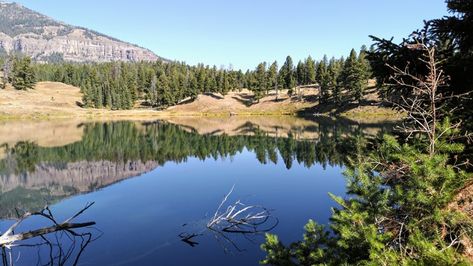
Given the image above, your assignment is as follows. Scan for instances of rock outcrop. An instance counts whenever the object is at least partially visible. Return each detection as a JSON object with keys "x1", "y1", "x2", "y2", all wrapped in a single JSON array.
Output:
[{"x1": 0, "y1": 2, "x2": 162, "y2": 62}]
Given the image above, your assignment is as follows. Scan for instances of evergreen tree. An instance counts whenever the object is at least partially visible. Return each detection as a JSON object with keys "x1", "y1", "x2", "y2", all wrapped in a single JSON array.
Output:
[
  {"x1": 296, "y1": 60, "x2": 306, "y2": 85},
  {"x1": 316, "y1": 55, "x2": 330, "y2": 103},
  {"x1": 341, "y1": 49, "x2": 367, "y2": 103},
  {"x1": 11, "y1": 56, "x2": 36, "y2": 90},
  {"x1": 358, "y1": 45, "x2": 371, "y2": 80},
  {"x1": 305, "y1": 56, "x2": 316, "y2": 85},
  {"x1": 254, "y1": 62, "x2": 267, "y2": 102},
  {"x1": 262, "y1": 45, "x2": 472, "y2": 265},
  {"x1": 81, "y1": 81, "x2": 93, "y2": 107},
  {"x1": 268, "y1": 61, "x2": 279, "y2": 100},
  {"x1": 281, "y1": 56, "x2": 296, "y2": 95},
  {"x1": 328, "y1": 57, "x2": 343, "y2": 104},
  {"x1": 187, "y1": 72, "x2": 199, "y2": 100}
]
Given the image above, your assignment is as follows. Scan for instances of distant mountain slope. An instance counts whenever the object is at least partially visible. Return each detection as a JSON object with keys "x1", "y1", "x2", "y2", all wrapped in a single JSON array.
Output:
[{"x1": 0, "y1": 1, "x2": 162, "y2": 62}]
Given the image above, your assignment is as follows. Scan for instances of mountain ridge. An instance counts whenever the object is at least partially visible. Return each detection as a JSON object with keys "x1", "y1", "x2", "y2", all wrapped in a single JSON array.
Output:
[{"x1": 0, "y1": 1, "x2": 164, "y2": 62}]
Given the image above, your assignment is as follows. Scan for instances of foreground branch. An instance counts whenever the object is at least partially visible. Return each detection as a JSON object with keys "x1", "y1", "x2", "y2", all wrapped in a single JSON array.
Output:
[{"x1": 0, "y1": 202, "x2": 95, "y2": 249}]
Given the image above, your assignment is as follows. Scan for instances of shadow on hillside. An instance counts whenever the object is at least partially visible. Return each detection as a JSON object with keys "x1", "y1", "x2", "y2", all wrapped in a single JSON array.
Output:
[
  {"x1": 232, "y1": 94, "x2": 255, "y2": 107},
  {"x1": 296, "y1": 98, "x2": 386, "y2": 117},
  {"x1": 203, "y1": 93, "x2": 224, "y2": 100},
  {"x1": 177, "y1": 97, "x2": 196, "y2": 105}
]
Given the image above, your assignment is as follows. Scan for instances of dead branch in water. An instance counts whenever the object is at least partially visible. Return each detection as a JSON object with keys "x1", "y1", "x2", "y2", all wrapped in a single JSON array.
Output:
[
  {"x1": 207, "y1": 185, "x2": 278, "y2": 234},
  {"x1": 0, "y1": 202, "x2": 97, "y2": 266}
]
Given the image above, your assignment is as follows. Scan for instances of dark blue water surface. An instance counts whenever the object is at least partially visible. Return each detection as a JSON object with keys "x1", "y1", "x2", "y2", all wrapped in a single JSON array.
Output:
[{"x1": 0, "y1": 118, "x2": 392, "y2": 265}]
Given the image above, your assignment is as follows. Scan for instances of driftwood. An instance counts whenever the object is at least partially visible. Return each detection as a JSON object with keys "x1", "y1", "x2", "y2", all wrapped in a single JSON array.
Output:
[
  {"x1": 205, "y1": 185, "x2": 278, "y2": 252},
  {"x1": 207, "y1": 185, "x2": 277, "y2": 234},
  {"x1": 178, "y1": 186, "x2": 278, "y2": 253},
  {"x1": 0, "y1": 202, "x2": 97, "y2": 266}
]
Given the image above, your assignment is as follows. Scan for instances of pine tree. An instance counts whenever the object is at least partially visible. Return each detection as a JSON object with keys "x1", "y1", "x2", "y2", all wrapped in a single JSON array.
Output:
[
  {"x1": 296, "y1": 61, "x2": 306, "y2": 85},
  {"x1": 81, "y1": 81, "x2": 92, "y2": 107},
  {"x1": 296, "y1": 60, "x2": 306, "y2": 100},
  {"x1": 262, "y1": 45, "x2": 472, "y2": 265},
  {"x1": 254, "y1": 62, "x2": 267, "y2": 102},
  {"x1": 305, "y1": 56, "x2": 316, "y2": 85},
  {"x1": 157, "y1": 72, "x2": 173, "y2": 107},
  {"x1": 222, "y1": 70, "x2": 230, "y2": 96},
  {"x1": 316, "y1": 55, "x2": 330, "y2": 103},
  {"x1": 359, "y1": 45, "x2": 371, "y2": 80},
  {"x1": 281, "y1": 56, "x2": 296, "y2": 95},
  {"x1": 328, "y1": 57, "x2": 343, "y2": 104},
  {"x1": 11, "y1": 56, "x2": 36, "y2": 91},
  {"x1": 268, "y1": 61, "x2": 279, "y2": 100},
  {"x1": 188, "y1": 72, "x2": 199, "y2": 100},
  {"x1": 341, "y1": 49, "x2": 366, "y2": 103}
]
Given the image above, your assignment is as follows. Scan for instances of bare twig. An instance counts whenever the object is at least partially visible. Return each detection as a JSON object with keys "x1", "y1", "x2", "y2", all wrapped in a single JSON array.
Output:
[{"x1": 0, "y1": 203, "x2": 97, "y2": 266}]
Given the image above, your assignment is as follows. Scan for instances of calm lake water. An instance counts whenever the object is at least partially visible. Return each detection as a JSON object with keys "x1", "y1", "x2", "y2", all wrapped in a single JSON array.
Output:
[{"x1": 0, "y1": 116, "x2": 393, "y2": 265}]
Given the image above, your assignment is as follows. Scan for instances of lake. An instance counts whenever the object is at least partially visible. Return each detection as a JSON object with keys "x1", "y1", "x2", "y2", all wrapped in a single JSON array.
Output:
[{"x1": 0, "y1": 116, "x2": 393, "y2": 265}]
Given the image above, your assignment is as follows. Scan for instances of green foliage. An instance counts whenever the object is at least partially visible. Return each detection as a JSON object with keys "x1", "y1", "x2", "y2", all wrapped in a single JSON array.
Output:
[
  {"x1": 328, "y1": 57, "x2": 343, "y2": 104},
  {"x1": 34, "y1": 60, "x2": 248, "y2": 109},
  {"x1": 253, "y1": 62, "x2": 268, "y2": 102},
  {"x1": 11, "y1": 56, "x2": 36, "y2": 90},
  {"x1": 369, "y1": 0, "x2": 473, "y2": 123},
  {"x1": 340, "y1": 49, "x2": 368, "y2": 103},
  {"x1": 316, "y1": 56, "x2": 330, "y2": 103},
  {"x1": 0, "y1": 118, "x2": 390, "y2": 177},
  {"x1": 262, "y1": 32, "x2": 473, "y2": 264},
  {"x1": 280, "y1": 56, "x2": 296, "y2": 94},
  {"x1": 31, "y1": 48, "x2": 373, "y2": 109},
  {"x1": 305, "y1": 56, "x2": 316, "y2": 85},
  {"x1": 268, "y1": 61, "x2": 279, "y2": 93},
  {"x1": 296, "y1": 61, "x2": 306, "y2": 86},
  {"x1": 261, "y1": 121, "x2": 472, "y2": 265}
]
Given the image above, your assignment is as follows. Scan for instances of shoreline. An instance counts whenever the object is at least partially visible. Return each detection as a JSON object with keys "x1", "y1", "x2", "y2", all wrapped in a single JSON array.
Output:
[
  {"x1": 0, "y1": 108, "x2": 403, "y2": 123},
  {"x1": 0, "y1": 81, "x2": 403, "y2": 123}
]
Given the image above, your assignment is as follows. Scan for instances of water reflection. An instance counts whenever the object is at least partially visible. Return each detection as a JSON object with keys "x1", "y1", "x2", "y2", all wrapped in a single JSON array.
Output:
[
  {"x1": 0, "y1": 116, "x2": 393, "y2": 265},
  {"x1": 0, "y1": 117, "x2": 392, "y2": 220}
]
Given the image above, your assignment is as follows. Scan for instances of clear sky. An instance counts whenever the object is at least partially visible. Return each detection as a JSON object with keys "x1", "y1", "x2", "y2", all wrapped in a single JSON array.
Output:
[{"x1": 15, "y1": 0, "x2": 449, "y2": 70}]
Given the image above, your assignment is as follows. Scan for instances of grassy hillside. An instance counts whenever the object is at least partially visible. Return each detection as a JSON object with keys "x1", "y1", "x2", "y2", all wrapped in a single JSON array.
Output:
[{"x1": 0, "y1": 82, "x2": 402, "y2": 121}]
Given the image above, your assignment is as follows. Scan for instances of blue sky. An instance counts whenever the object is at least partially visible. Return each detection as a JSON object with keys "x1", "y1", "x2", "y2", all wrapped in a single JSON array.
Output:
[{"x1": 15, "y1": 0, "x2": 448, "y2": 70}]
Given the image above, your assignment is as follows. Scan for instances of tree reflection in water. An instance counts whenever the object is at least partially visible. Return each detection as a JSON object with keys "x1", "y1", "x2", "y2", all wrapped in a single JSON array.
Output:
[{"x1": 0, "y1": 117, "x2": 394, "y2": 262}]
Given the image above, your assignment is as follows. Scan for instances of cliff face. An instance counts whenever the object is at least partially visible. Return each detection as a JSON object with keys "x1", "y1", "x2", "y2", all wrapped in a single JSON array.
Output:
[{"x1": 0, "y1": 2, "x2": 162, "y2": 62}]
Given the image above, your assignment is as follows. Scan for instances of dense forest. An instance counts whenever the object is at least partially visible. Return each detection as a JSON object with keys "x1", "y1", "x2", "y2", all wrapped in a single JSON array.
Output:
[{"x1": 1, "y1": 47, "x2": 371, "y2": 110}]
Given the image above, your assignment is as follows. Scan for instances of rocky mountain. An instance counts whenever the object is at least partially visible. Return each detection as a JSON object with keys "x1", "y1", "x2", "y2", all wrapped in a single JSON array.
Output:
[{"x1": 0, "y1": 1, "x2": 162, "y2": 62}]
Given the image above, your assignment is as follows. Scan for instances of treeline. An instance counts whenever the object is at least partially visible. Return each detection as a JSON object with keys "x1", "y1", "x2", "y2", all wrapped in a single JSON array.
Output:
[
  {"x1": 0, "y1": 119, "x2": 390, "y2": 176},
  {"x1": 29, "y1": 47, "x2": 371, "y2": 110}
]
